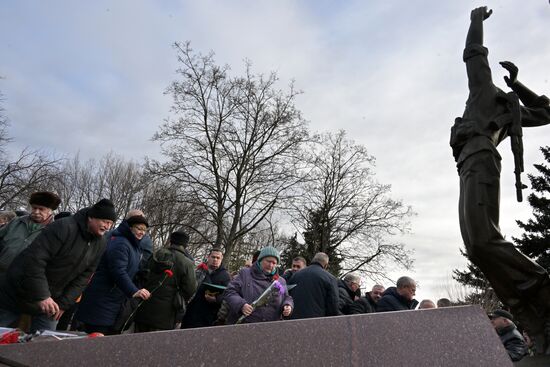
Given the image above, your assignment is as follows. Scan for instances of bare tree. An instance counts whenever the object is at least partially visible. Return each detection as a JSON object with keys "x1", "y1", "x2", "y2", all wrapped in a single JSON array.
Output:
[
  {"x1": 0, "y1": 88, "x2": 11, "y2": 156},
  {"x1": 292, "y1": 130, "x2": 414, "y2": 277},
  {"x1": 0, "y1": 148, "x2": 62, "y2": 210},
  {"x1": 53, "y1": 152, "x2": 147, "y2": 217},
  {"x1": 149, "y1": 42, "x2": 309, "y2": 264},
  {"x1": 139, "y1": 176, "x2": 213, "y2": 254}
]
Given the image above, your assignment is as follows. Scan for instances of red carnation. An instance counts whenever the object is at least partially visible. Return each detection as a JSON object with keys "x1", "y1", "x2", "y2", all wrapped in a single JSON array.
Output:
[
  {"x1": 164, "y1": 269, "x2": 174, "y2": 278},
  {"x1": 0, "y1": 330, "x2": 20, "y2": 345},
  {"x1": 197, "y1": 263, "x2": 208, "y2": 271},
  {"x1": 273, "y1": 273, "x2": 279, "y2": 281}
]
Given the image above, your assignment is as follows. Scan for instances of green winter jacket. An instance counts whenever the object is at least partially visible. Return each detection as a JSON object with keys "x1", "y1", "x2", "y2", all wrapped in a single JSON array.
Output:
[{"x1": 0, "y1": 215, "x2": 45, "y2": 272}]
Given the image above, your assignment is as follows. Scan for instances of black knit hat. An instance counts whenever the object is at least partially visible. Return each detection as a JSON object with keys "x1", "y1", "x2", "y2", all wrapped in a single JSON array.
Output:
[
  {"x1": 88, "y1": 199, "x2": 117, "y2": 222},
  {"x1": 29, "y1": 191, "x2": 61, "y2": 210},
  {"x1": 170, "y1": 230, "x2": 190, "y2": 247},
  {"x1": 127, "y1": 215, "x2": 149, "y2": 228}
]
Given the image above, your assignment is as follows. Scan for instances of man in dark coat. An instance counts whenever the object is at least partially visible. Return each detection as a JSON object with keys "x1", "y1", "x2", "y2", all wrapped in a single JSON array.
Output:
[
  {"x1": 338, "y1": 273, "x2": 361, "y2": 315},
  {"x1": 376, "y1": 276, "x2": 418, "y2": 312},
  {"x1": 0, "y1": 198, "x2": 117, "y2": 332},
  {"x1": 288, "y1": 252, "x2": 339, "y2": 319},
  {"x1": 282, "y1": 256, "x2": 307, "y2": 281},
  {"x1": 349, "y1": 284, "x2": 385, "y2": 314},
  {"x1": 134, "y1": 230, "x2": 197, "y2": 331},
  {"x1": 182, "y1": 248, "x2": 230, "y2": 328},
  {"x1": 489, "y1": 309, "x2": 528, "y2": 362}
]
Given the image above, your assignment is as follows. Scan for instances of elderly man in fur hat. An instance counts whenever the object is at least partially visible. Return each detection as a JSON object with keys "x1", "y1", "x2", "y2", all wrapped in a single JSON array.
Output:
[{"x1": 0, "y1": 191, "x2": 61, "y2": 273}]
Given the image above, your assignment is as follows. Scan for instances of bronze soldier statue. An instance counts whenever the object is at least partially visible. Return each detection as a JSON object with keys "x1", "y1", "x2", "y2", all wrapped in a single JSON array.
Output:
[{"x1": 450, "y1": 6, "x2": 550, "y2": 354}]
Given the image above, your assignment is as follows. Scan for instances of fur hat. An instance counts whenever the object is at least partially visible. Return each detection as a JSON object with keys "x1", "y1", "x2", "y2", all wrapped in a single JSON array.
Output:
[
  {"x1": 29, "y1": 191, "x2": 61, "y2": 210},
  {"x1": 170, "y1": 230, "x2": 190, "y2": 247},
  {"x1": 257, "y1": 246, "x2": 280, "y2": 264},
  {"x1": 126, "y1": 215, "x2": 149, "y2": 228},
  {"x1": 88, "y1": 199, "x2": 117, "y2": 222}
]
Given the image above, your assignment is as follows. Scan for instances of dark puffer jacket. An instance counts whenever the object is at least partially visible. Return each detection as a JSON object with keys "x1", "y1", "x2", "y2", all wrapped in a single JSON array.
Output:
[
  {"x1": 375, "y1": 286, "x2": 418, "y2": 312},
  {"x1": 6, "y1": 208, "x2": 107, "y2": 314},
  {"x1": 224, "y1": 264, "x2": 293, "y2": 324},
  {"x1": 76, "y1": 221, "x2": 143, "y2": 327}
]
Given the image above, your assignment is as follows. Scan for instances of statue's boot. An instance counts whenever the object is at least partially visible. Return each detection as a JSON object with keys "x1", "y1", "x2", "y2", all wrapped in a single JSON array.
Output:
[{"x1": 512, "y1": 276, "x2": 550, "y2": 355}]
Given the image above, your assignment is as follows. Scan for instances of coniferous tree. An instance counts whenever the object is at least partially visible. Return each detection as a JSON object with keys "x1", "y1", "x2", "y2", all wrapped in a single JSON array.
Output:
[{"x1": 513, "y1": 146, "x2": 550, "y2": 271}]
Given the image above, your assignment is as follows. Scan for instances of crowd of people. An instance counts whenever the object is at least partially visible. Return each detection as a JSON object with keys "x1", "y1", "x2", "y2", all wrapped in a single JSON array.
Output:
[{"x1": 0, "y1": 191, "x2": 530, "y2": 361}]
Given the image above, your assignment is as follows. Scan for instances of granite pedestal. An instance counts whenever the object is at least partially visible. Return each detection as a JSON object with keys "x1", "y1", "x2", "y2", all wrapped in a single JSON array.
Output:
[{"x1": 0, "y1": 305, "x2": 513, "y2": 366}]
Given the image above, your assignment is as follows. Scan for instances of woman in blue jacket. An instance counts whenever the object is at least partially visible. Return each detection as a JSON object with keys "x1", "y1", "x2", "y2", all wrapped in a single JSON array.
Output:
[{"x1": 75, "y1": 215, "x2": 150, "y2": 334}]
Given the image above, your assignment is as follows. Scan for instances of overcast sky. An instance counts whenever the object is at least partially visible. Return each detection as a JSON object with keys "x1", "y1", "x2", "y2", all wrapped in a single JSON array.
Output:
[{"x1": 1, "y1": 1, "x2": 549, "y2": 302}]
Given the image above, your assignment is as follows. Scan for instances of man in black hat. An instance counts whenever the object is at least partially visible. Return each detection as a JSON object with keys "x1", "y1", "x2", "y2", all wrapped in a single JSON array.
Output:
[
  {"x1": 134, "y1": 229, "x2": 197, "y2": 331},
  {"x1": 0, "y1": 191, "x2": 61, "y2": 273},
  {"x1": 489, "y1": 309, "x2": 528, "y2": 361},
  {"x1": 0, "y1": 198, "x2": 117, "y2": 332}
]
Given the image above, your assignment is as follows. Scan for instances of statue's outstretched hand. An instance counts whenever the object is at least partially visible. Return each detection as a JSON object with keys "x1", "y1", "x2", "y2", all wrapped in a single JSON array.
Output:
[
  {"x1": 471, "y1": 6, "x2": 492, "y2": 21},
  {"x1": 500, "y1": 61, "x2": 519, "y2": 87}
]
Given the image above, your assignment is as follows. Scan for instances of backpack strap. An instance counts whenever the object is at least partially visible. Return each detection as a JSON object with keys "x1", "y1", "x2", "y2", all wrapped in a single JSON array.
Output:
[{"x1": 169, "y1": 249, "x2": 180, "y2": 293}]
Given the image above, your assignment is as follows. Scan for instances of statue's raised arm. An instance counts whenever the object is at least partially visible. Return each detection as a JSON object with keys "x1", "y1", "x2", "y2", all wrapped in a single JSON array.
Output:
[{"x1": 466, "y1": 7, "x2": 492, "y2": 48}]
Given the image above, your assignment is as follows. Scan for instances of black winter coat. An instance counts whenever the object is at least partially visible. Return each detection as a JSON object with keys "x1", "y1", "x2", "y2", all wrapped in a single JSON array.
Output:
[
  {"x1": 182, "y1": 265, "x2": 230, "y2": 328},
  {"x1": 288, "y1": 262, "x2": 339, "y2": 319},
  {"x1": 6, "y1": 208, "x2": 107, "y2": 314},
  {"x1": 135, "y1": 246, "x2": 197, "y2": 330},
  {"x1": 338, "y1": 279, "x2": 356, "y2": 315},
  {"x1": 349, "y1": 293, "x2": 376, "y2": 314},
  {"x1": 375, "y1": 286, "x2": 418, "y2": 312}
]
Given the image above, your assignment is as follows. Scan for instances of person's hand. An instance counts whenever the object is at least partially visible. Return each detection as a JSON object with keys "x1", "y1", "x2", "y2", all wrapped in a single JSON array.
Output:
[
  {"x1": 282, "y1": 304, "x2": 292, "y2": 317},
  {"x1": 204, "y1": 293, "x2": 216, "y2": 303},
  {"x1": 54, "y1": 309, "x2": 65, "y2": 321},
  {"x1": 241, "y1": 303, "x2": 253, "y2": 316},
  {"x1": 471, "y1": 6, "x2": 492, "y2": 21},
  {"x1": 133, "y1": 288, "x2": 151, "y2": 300},
  {"x1": 499, "y1": 61, "x2": 518, "y2": 87},
  {"x1": 38, "y1": 297, "x2": 59, "y2": 316}
]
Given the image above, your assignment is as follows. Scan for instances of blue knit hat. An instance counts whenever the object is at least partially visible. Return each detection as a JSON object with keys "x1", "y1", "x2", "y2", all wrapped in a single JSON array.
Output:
[{"x1": 257, "y1": 246, "x2": 280, "y2": 264}]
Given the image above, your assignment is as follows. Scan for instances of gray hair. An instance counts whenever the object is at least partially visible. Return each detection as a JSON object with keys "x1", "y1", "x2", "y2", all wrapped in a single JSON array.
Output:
[
  {"x1": 343, "y1": 273, "x2": 361, "y2": 285},
  {"x1": 312, "y1": 252, "x2": 329, "y2": 267},
  {"x1": 396, "y1": 276, "x2": 416, "y2": 289}
]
